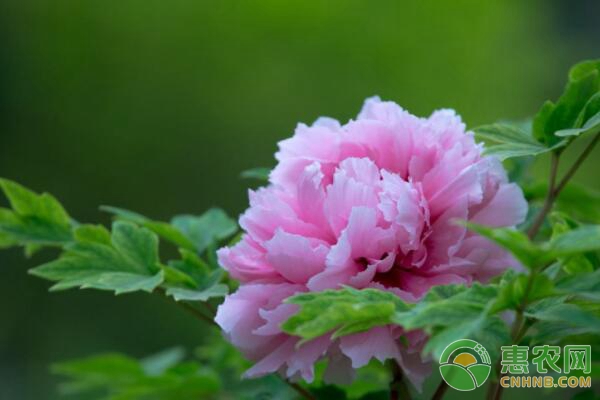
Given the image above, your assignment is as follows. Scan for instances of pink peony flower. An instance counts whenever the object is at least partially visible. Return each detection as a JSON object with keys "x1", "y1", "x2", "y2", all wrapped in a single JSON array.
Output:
[{"x1": 215, "y1": 97, "x2": 527, "y2": 387}]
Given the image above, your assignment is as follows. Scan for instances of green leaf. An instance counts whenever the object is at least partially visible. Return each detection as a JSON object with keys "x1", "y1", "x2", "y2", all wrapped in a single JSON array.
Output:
[
  {"x1": 171, "y1": 208, "x2": 237, "y2": 254},
  {"x1": 525, "y1": 302, "x2": 600, "y2": 334},
  {"x1": 0, "y1": 178, "x2": 73, "y2": 247},
  {"x1": 392, "y1": 284, "x2": 497, "y2": 329},
  {"x1": 30, "y1": 221, "x2": 164, "y2": 294},
  {"x1": 240, "y1": 167, "x2": 271, "y2": 181},
  {"x1": 103, "y1": 206, "x2": 238, "y2": 254},
  {"x1": 283, "y1": 282, "x2": 507, "y2": 362},
  {"x1": 523, "y1": 181, "x2": 600, "y2": 223},
  {"x1": 534, "y1": 60, "x2": 600, "y2": 146},
  {"x1": 549, "y1": 225, "x2": 600, "y2": 256},
  {"x1": 474, "y1": 123, "x2": 557, "y2": 160},
  {"x1": 166, "y1": 283, "x2": 228, "y2": 302},
  {"x1": 462, "y1": 223, "x2": 550, "y2": 268},
  {"x1": 555, "y1": 269, "x2": 600, "y2": 300},
  {"x1": 424, "y1": 314, "x2": 509, "y2": 362},
  {"x1": 491, "y1": 273, "x2": 555, "y2": 313},
  {"x1": 101, "y1": 206, "x2": 195, "y2": 251},
  {"x1": 53, "y1": 350, "x2": 220, "y2": 400},
  {"x1": 140, "y1": 347, "x2": 186, "y2": 376},
  {"x1": 556, "y1": 110, "x2": 600, "y2": 137},
  {"x1": 282, "y1": 287, "x2": 408, "y2": 344}
]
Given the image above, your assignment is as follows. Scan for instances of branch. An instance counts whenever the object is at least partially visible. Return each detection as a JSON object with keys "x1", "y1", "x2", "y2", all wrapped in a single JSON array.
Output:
[
  {"x1": 283, "y1": 379, "x2": 317, "y2": 400},
  {"x1": 156, "y1": 288, "x2": 219, "y2": 328},
  {"x1": 553, "y1": 132, "x2": 600, "y2": 195},
  {"x1": 390, "y1": 361, "x2": 412, "y2": 400},
  {"x1": 526, "y1": 153, "x2": 559, "y2": 239},
  {"x1": 431, "y1": 380, "x2": 448, "y2": 400}
]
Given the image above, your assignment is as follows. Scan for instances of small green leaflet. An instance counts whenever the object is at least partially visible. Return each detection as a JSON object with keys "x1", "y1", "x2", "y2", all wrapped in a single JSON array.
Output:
[
  {"x1": 474, "y1": 123, "x2": 564, "y2": 160},
  {"x1": 166, "y1": 284, "x2": 229, "y2": 302},
  {"x1": 0, "y1": 178, "x2": 73, "y2": 247},
  {"x1": 53, "y1": 350, "x2": 220, "y2": 400},
  {"x1": 523, "y1": 182, "x2": 600, "y2": 223},
  {"x1": 549, "y1": 224, "x2": 600, "y2": 256},
  {"x1": 556, "y1": 110, "x2": 600, "y2": 137},
  {"x1": 102, "y1": 206, "x2": 237, "y2": 254},
  {"x1": 533, "y1": 59, "x2": 600, "y2": 146},
  {"x1": 283, "y1": 283, "x2": 510, "y2": 361},
  {"x1": 30, "y1": 221, "x2": 164, "y2": 294},
  {"x1": 461, "y1": 222, "x2": 549, "y2": 268},
  {"x1": 240, "y1": 167, "x2": 271, "y2": 181},
  {"x1": 463, "y1": 222, "x2": 600, "y2": 269},
  {"x1": 171, "y1": 209, "x2": 238, "y2": 254},
  {"x1": 282, "y1": 287, "x2": 407, "y2": 345}
]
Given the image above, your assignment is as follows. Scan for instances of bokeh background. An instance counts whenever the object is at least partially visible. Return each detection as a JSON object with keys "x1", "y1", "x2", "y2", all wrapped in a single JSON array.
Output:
[{"x1": 1, "y1": 1, "x2": 599, "y2": 399}]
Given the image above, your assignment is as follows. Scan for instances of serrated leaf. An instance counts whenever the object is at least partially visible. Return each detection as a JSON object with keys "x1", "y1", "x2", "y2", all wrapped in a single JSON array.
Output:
[
  {"x1": 171, "y1": 208, "x2": 237, "y2": 254},
  {"x1": 103, "y1": 206, "x2": 238, "y2": 254},
  {"x1": 475, "y1": 123, "x2": 556, "y2": 160},
  {"x1": 30, "y1": 221, "x2": 164, "y2": 294},
  {"x1": 555, "y1": 269, "x2": 600, "y2": 300},
  {"x1": 491, "y1": 273, "x2": 555, "y2": 313},
  {"x1": 392, "y1": 283, "x2": 497, "y2": 329},
  {"x1": 534, "y1": 60, "x2": 600, "y2": 146},
  {"x1": 53, "y1": 350, "x2": 220, "y2": 400},
  {"x1": 0, "y1": 179, "x2": 73, "y2": 246},
  {"x1": 556, "y1": 110, "x2": 600, "y2": 137},
  {"x1": 240, "y1": 167, "x2": 271, "y2": 181},
  {"x1": 463, "y1": 223, "x2": 550, "y2": 268},
  {"x1": 525, "y1": 302, "x2": 600, "y2": 333},
  {"x1": 101, "y1": 206, "x2": 195, "y2": 251},
  {"x1": 282, "y1": 287, "x2": 408, "y2": 344},
  {"x1": 166, "y1": 284, "x2": 228, "y2": 302},
  {"x1": 424, "y1": 315, "x2": 509, "y2": 362},
  {"x1": 549, "y1": 225, "x2": 600, "y2": 256}
]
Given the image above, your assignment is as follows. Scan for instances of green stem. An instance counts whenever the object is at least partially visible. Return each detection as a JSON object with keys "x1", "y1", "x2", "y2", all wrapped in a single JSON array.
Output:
[{"x1": 390, "y1": 361, "x2": 412, "y2": 400}]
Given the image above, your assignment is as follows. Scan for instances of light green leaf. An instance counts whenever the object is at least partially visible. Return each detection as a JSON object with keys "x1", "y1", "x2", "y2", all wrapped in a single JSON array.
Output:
[
  {"x1": 30, "y1": 221, "x2": 164, "y2": 294},
  {"x1": 103, "y1": 206, "x2": 238, "y2": 254},
  {"x1": 556, "y1": 110, "x2": 600, "y2": 137},
  {"x1": 555, "y1": 269, "x2": 600, "y2": 300},
  {"x1": 240, "y1": 167, "x2": 271, "y2": 181},
  {"x1": 101, "y1": 206, "x2": 195, "y2": 251},
  {"x1": 0, "y1": 178, "x2": 73, "y2": 246},
  {"x1": 525, "y1": 302, "x2": 600, "y2": 333},
  {"x1": 140, "y1": 347, "x2": 185, "y2": 376},
  {"x1": 549, "y1": 225, "x2": 600, "y2": 256},
  {"x1": 474, "y1": 123, "x2": 557, "y2": 160},
  {"x1": 282, "y1": 287, "x2": 408, "y2": 344},
  {"x1": 166, "y1": 284, "x2": 228, "y2": 302},
  {"x1": 392, "y1": 284, "x2": 496, "y2": 329},
  {"x1": 171, "y1": 208, "x2": 237, "y2": 254},
  {"x1": 463, "y1": 223, "x2": 550, "y2": 268},
  {"x1": 491, "y1": 273, "x2": 555, "y2": 313}
]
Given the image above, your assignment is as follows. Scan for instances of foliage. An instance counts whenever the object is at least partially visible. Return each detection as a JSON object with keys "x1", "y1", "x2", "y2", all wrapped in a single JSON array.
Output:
[{"x1": 2, "y1": 59, "x2": 600, "y2": 400}]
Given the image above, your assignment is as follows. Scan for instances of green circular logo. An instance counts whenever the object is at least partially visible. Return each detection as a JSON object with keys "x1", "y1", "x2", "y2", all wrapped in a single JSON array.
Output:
[{"x1": 439, "y1": 339, "x2": 491, "y2": 391}]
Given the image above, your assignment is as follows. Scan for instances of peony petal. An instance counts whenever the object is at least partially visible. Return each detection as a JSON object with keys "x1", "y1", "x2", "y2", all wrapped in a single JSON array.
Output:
[{"x1": 264, "y1": 229, "x2": 329, "y2": 284}]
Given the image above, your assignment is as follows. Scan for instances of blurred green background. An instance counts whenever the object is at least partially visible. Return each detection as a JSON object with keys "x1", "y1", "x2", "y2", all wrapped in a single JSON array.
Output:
[{"x1": 1, "y1": 1, "x2": 599, "y2": 399}]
